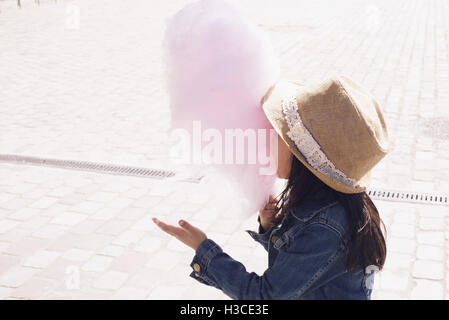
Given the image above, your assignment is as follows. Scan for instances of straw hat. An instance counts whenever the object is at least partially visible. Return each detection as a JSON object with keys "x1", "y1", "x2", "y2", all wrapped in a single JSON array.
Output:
[{"x1": 261, "y1": 75, "x2": 390, "y2": 194}]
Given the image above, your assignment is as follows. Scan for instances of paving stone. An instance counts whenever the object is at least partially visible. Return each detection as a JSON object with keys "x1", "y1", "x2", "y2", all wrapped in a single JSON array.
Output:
[
  {"x1": 166, "y1": 235, "x2": 193, "y2": 252},
  {"x1": 32, "y1": 224, "x2": 68, "y2": 240},
  {"x1": 65, "y1": 177, "x2": 92, "y2": 189},
  {"x1": 0, "y1": 241, "x2": 10, "y2": 253},
  {"x1": 412, "y1": 260, "x2": 444, "y2": 280},
  {"x1": 147, "y1": 285, "x2": 189, "y2": 300},
  {"x1": 417, "y1": 231, "x2": 445, "y2": 246},
  {"x1": 0, "y1": 254, "x2": 21, "y2": 275},
  {"x1": 47, "y1": 187, "x2": 76, "y2": 198},
  {"x1": 192, "y1": 208, "x2": 220, "y2": 222},
  {"x1": 99, "y1": 245, "x2": 126, "y2": 258},
  {"x1": 82, "y1": 255, "x2": 113, "y2": 273},
  {"x1": 75, "y1": 184, "x2": 102, "y2": 196},
  {"x1": 97, "y1": 219, "x2": 133, "y2": 236},
  {"x1": 50, "y1": 212, "x2": 88, "y2": 226},
  {"x1": 23, "y1": 187, "x2": 52, "y2": 200},
  {"x1": 90, "y1": 207, "x2": 122, "y2": 221},
  {"x1": 29, "y1": 197, "x2": 59, "y2": 210},
  {"x1": 0, "y1": 227, "x2": 30, "y2": 243},
  {"x1": 71, "y1": 201, "x2": 104, "y2": 215},
  {"x1": 111, "y1": 286, "x2": 149, "y2": 300},
  {"x1": 8, "y1": 208, "x2": 40, "y2": 221},
  {"x1": 37, "y1": 258, "x2": 83, "y2": 285},
  {"x1": 0, "y1": 267, "x2": 38, "y2": 288},
  {"x1": 130, "y1": 216, "x2": 157, "y2": 232},
  {"x1": 181, "y1": 283, "x2": 229, "y2": 300},
  {"x1": 148, "y1": 204, "x2": 175, "y2": 217},
  {"x1": 416, "y1": 245, "x2": 444, "y2": 261},
  {"x1": 379, "y1": 270, "x2": 410, "y2": 292},
  {"x1": 23, "y1": 250, "x2": 60, "y2": 269},
  {"x1": 62, "y1": 249, "x2": 94, "y2": 262},
  {"x1": 0, "y1": 220, "x2": 20, "y2": 234},
  {"x1": 411, "y1": 280, "x2": 444, "y2": 299},
  {"x1": 46, "y1": 234, "x2": 80, "y2": 252},
  {"x1": 372, "y1": 290, "x2": 404, "y2": 300},
  {"x1": 41, "y1": 204, "x2": 72, "y2": 218},
  {"x1": 69, "y1": 219, "x2": 104, "y2": 235},
  {"x1": 419, "y1": 217, "x2": 444, "y2": 231},
  {"x1": 75, "y1": 234, "x2": 114, "y2": 251},
  {"x1": 413, "y1": 170, "x2": 435, "y2": 182},
  {"x1": 10, "y1": 277, "x2": 59, "y2": 299},
  {"x1": 132, "y1": 196, "x2": 163, "y2": 209},
  {"x1": 86, "y1": 192, "x2": 117, "y2": 203},
  {"x1": 112, "y1": 230, "x2": 145, "y2": 247},
  {"x1": 93, "y1": 271, "x2": 129, "y2": 290},
  {"x1": 146, "y1": 251, "x2": 181, "y2": 271},
  {"x1": 410, "y1": 181, "x2": 435, "y2": 193},
  {"x1": 20, "y1": 216, "x2": 51, "y2": 231},
  {"x1": 390, "y1": 223, "x2": 415, "y2": 239},
  {"x1": 122, "y1": 188, "x2": 149, "y2": 200},
  {"x1": 133, "y1": 236, "x2": 164, "y2": 253},
  {"x1": 4, "y1": 184, "x2": 35, "y2": 196},
  {"x1": 0, "y1": 198, "x2": 34, "y2": 211},
  {"x1": 59, "y1": 193, "x2": 88, "y2": 206},
  {"x1": 418, "y1": 206, "x2": 448, "y2": 218},
  {"x1": 207, "y1": 219, "x2": 241, "y2": 234},
  {"x1": 110, "y1": 252, "x2": 149, "y2": 273},
  {"x1": 102, "y1": 183, "x2": 131, "y2": 194},
  {"x1": 0, "y1": 286, "x2": 13, "y2": 299},
  {"x1": 126, "y1": 268, "x2": 164, "y2": 289},
  {"x1": 3, "y1": 237, "x2": 50, "y2": 257},
  {"x1": 116, "y1": 207, "x2": 146, "y2": 221}
]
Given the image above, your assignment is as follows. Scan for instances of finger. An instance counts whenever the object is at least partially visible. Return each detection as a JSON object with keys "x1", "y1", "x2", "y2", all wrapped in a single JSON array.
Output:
[
  {"x1": 265, "y1": 200, "x2": 277, "y2": 209},
  {"x1": 275, "y1": 211, "x2": 285, "y2": 221},
  {"x1": 153, "y1": 218, "x2": 185, "y2": 238},
  {"x1": 267, "y1": 202, "x2": 277, "y2": 209},
  {"x1": 269, "y1": 196, "x2": 280, "y2": 209},
  {"x1": 260, "y1": 209, "x2": 276, "y2": 217},
  {"x1": 178, "y1": 219, "x2": 196, "y2": 232}
]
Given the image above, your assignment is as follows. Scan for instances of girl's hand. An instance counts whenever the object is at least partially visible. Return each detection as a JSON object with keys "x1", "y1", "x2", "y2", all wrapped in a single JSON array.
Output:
[
  {"x1": 259, "y1": 195, "x2": 282, "y2": 232},
  {"x1": 152, "y1": 217, "x2": 207, "y2": 251}
]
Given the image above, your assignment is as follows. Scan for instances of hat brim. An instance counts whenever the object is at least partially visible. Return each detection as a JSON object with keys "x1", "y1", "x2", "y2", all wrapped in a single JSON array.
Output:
[{"x1": 262, "y1": 80, "x2": 370, "y2": 194}]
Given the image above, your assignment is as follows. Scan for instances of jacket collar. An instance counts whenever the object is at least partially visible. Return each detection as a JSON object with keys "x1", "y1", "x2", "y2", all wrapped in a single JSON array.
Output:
[{"x1": 287, "y1": 186, "x2": 339, "y2": 222}]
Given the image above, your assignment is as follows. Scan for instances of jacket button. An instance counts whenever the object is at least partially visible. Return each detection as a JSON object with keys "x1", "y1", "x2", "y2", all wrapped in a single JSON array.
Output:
[
  {"x1": 271, "y1": 236, "x2": 279, "y2": 244},
  {"x1": 193, "y1": 263, "x2": 201, "y2": 272}
]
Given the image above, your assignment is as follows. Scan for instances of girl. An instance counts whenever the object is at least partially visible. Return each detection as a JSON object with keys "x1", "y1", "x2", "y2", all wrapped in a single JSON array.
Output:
[{"x1": 153, "y1": 76, "x2": 389, "y2": 299}]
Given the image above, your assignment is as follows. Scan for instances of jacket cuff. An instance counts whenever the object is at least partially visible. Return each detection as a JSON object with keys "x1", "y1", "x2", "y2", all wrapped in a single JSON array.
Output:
[
  {"x1": 245, "y1": 216, "x2": 272, "y2": 244},
  {"x1": 189, "y1": 238, "x2": 223, "y2": 286}
]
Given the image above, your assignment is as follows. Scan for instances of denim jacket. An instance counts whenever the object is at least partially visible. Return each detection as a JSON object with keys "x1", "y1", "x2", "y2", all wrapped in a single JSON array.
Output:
[{"x1": 189, "y1": 187, "x2": 376, "y2": 300}]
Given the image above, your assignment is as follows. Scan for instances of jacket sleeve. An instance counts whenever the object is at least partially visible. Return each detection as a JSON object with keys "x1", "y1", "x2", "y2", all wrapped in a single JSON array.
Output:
[
  {"x1": 189, "y1": 223, "x2": 345, "y2": 300},
  {"x1": 243, "y1": 215, "x2": 273, "y2": 252}
]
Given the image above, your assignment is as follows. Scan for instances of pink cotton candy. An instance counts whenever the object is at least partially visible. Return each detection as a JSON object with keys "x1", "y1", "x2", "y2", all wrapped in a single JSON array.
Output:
[{"x1": 163, "y1": 0, "x2": 281, "y2": 217}]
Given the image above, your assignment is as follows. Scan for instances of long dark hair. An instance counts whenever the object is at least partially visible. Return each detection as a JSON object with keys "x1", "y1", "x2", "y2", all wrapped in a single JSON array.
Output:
[{"x1": 275, "y1": 156, "x2": 387, "y2": 272}]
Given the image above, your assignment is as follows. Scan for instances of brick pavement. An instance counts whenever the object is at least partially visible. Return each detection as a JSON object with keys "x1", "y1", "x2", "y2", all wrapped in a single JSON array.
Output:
[{"x1": 0, "y1": 0, "x2": 448, "y2": 299}]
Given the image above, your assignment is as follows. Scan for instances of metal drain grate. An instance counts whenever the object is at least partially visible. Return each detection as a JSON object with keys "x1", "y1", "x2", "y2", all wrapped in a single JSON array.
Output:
[
  {"x1": 367, "y1": 188, "x2": 448, "y2": 206},
  {"x1": 0, "y1": 154, "x2": 446, "y2": 203},
  {"x1": 0, "y1": 154, "x2": 203, "y2": 183}
]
